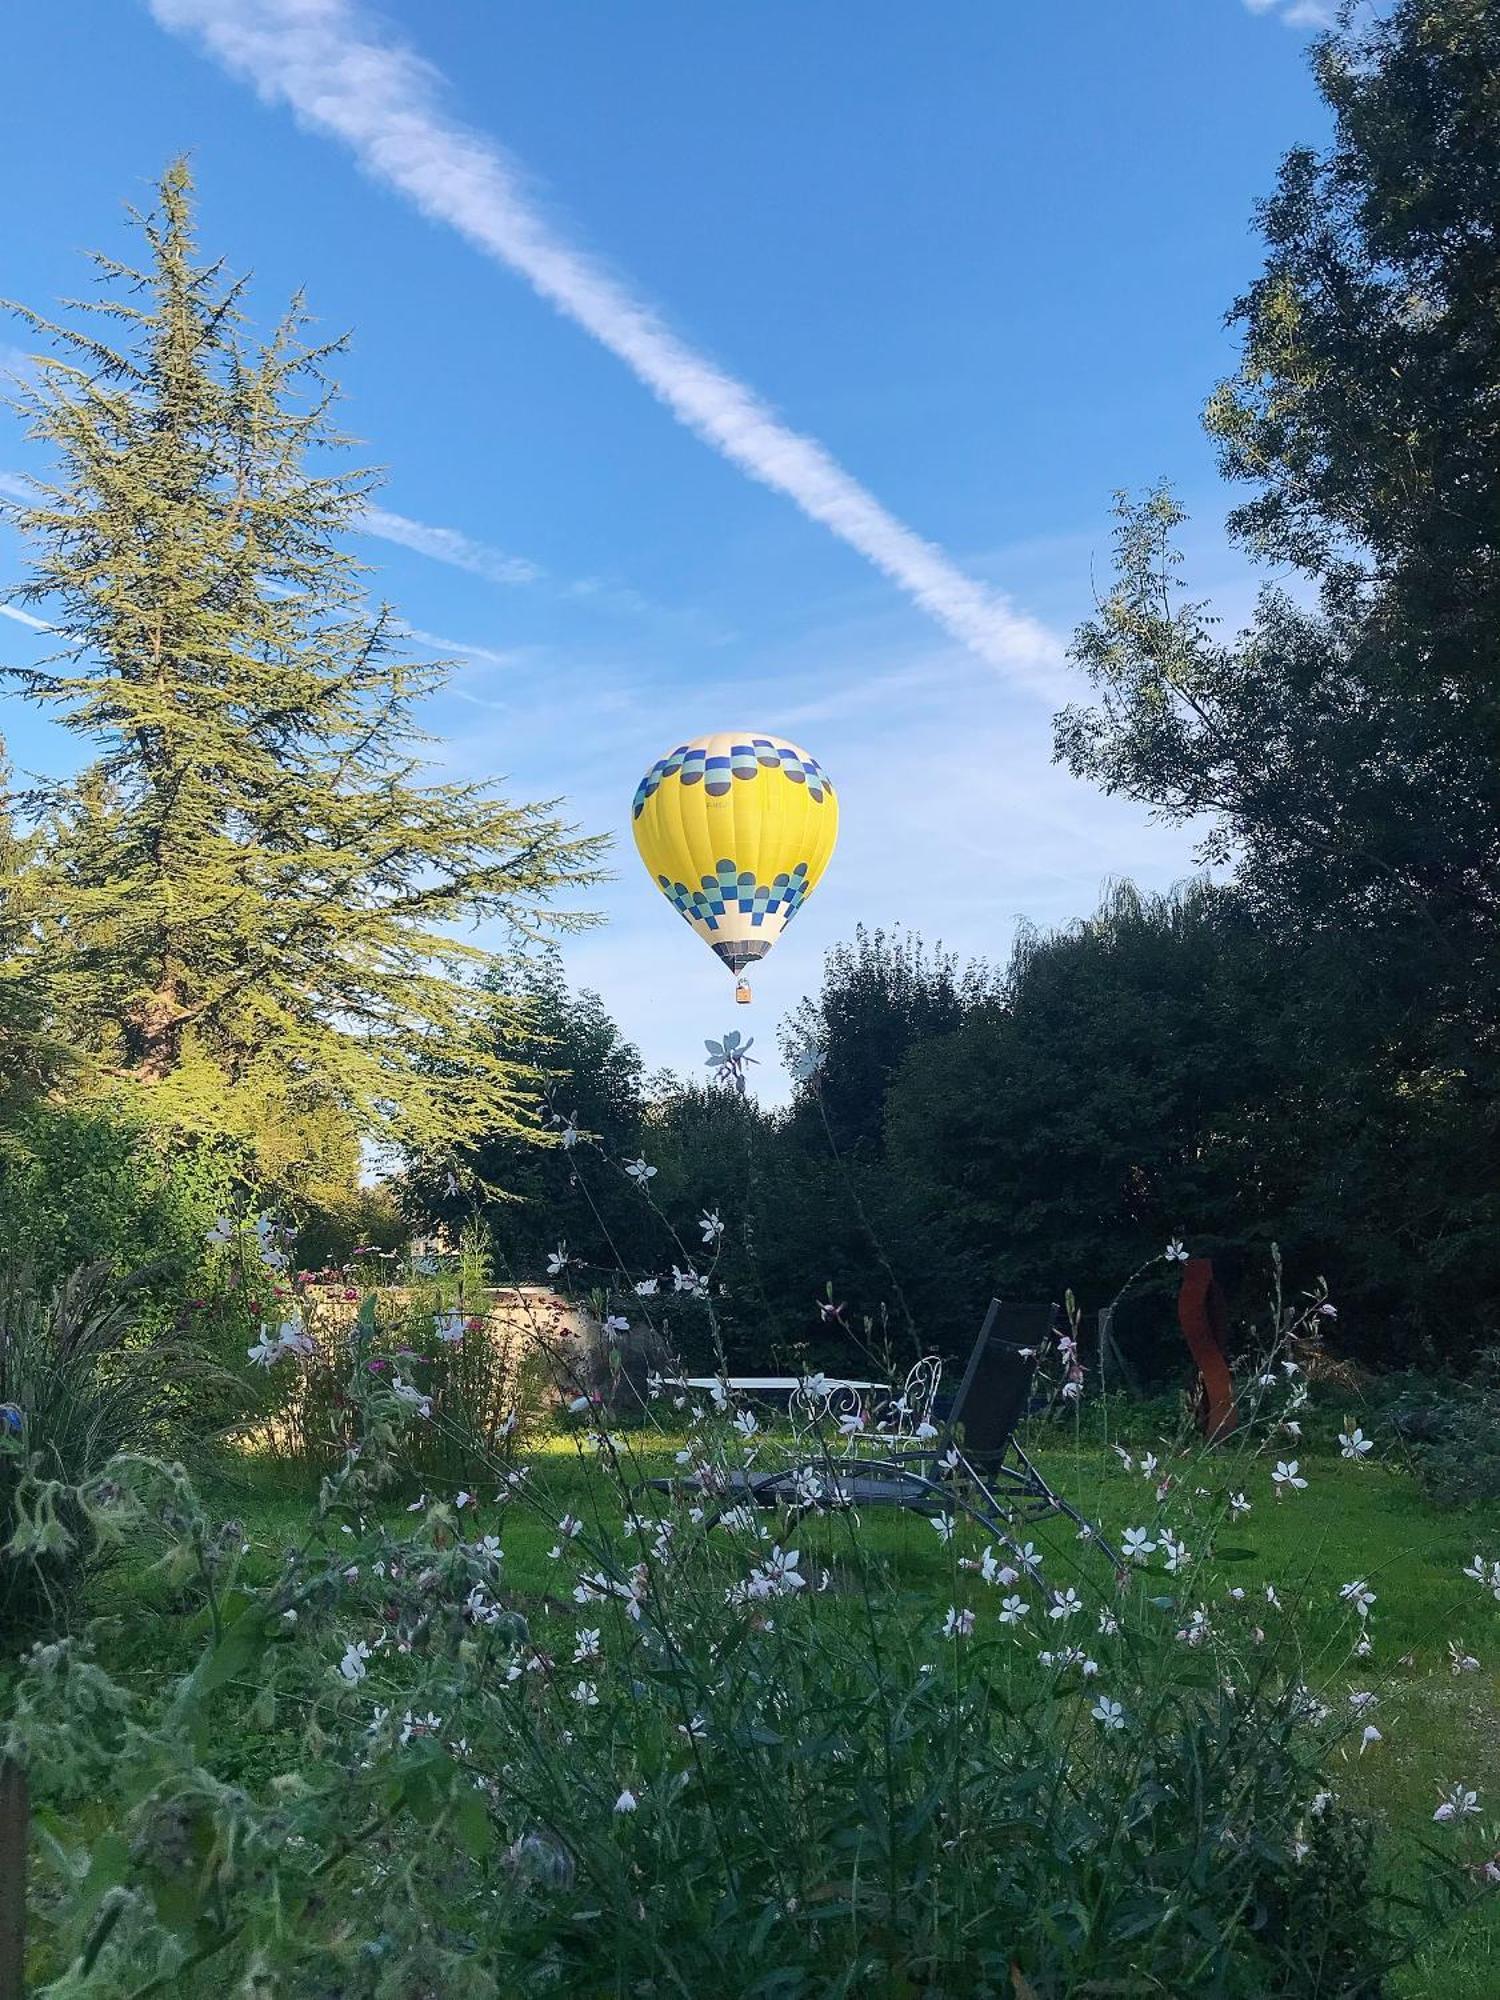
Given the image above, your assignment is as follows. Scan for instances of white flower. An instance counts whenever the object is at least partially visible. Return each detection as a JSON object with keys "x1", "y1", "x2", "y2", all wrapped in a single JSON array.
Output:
[
  {"x1": 1091, "y1": 1696, "x2": 1126, "y2": 1731},
  {"x1": 614, "y1": 1787, "x2": 639, "y2": 1814},
  {"x1": 1272, "y1": 1460, "x2": 1307, "y2": 1494},
  {"x1": 1229, "y1": 1492, "x2": 1251, "y2": 1517},
  {"x1": 246, "y1": 1330, "x2": 281, "y2": 1369},
  {"x1": 1339, "y1": 1579, "x2": 1376, "y2": 1617},
  {"x1": 624, "y1": 1157, "x2": 657, "y2": 1184},
  {"x1": 1449, "y1": 1642, "x2": 1480, "y2": 1675},
  {"x1": 1111, "y1": 1446, "x2": 1135, "y2": 1472},
  {"x1": 558, "y1": 1115, "x2": 580, "y2": 1150},
  {"x1": 1049, "y1": 1588, "x2": 1082, "y2": 1622},
  {"x1": 434, "y1": 1310, "x2": 466, "y2": 1345},
  {"x1": 390, "y1": 1374, "x2": 432, "y2": 1419},
  {"x1": 1160, "y1": 1533, "x2": 1191, "y2": 1575},
  {"x1": 699, "y1": 1210, "x2": 725, "y2": 1245},
  {"x1": 1339, "y1": 1425, "x2": 1373, "y2": 1461},
  {"x1": 942, "y1": 1606, "x2": 975, "y2": 1639},
  {"x1": 1122, "y1": 1527, "x2": 1156, "y2": 1562},
  {"x1": 546, "y1": 1243, "x2": 572, "y2": 1277},
  {"x1": 672, "y1": 1264, "x2": 708, "y2": 1299},
  {"x1": 338, "y1": 1640, "x2": 371, "y2": 1684},
  {"x1": 1319, "y1": 1302, "x2": 1338, "y2": 1319},
  {"x1": 1097, "y1": 1608, "x2": 1120, "y2": 1636},
  {"x1": 787, "y1": 1042, "x2": 823, "y2": 1084},
  {"x1": 602, "y1": 1314, "x2": 630, "y2": 1339},
  {"x1": 998, "y1": 1594, "x2": 1029, "y2": 1625},
  {"x1": 206, "y1": 1216, "x2": 235, "y2": 1246},
  {"x1": 1016, "y1": 1543, "x2": 1043, "y2": 1570},
  {"x1": 1348, "y1": 1689, "x2": 1377, "y2": 1714},
  {"x1": 837, "y1": 1411, "x2": 866, "y2": 1438},
  {"x1": 931, "y1": 1515, "x2": 956, "y2": 1545},
  {"x1": 1060, "y1": 1379, "x2": 1082, "y2": 1403},
  {"x1": 1139, "y1": 1453, "x2": 1159, "y2": 1479},
  {"x1": 571, "y1": 1680, "x2": 600, "y2": 1707},
  {"x1": 978, "y1": 1546, "x2": 1017, "y2": 1586},
  {"x1": 1359, "y1": 1725, "x2": 1382, "y2": 1753},
  {"x1": 732, "y1": 1409, "x2": 760, "y2": 1440},
  {"x1": 1039, "y1": 1646, "x2": 1097, "y2": 1676},
  {"x1": 1164, "y1": 1238, "x2": 1189, "y2": 1263},
  {"x1": 276, "y1": 1316, "x2": 314, "y2": 1359},
  {"x1": 454, "y1": 1490, "x2": 475, "y2": 1510},
  {"x1": 633, "y1": 1278, "x2": 659, "y2": 1297},
  {"x1": 1433, "y1": 1784, "x2": 1481, "y2": 1823},
  {"x1": 727, "y1": 1546, "x2": 806, "y2": 1605}
]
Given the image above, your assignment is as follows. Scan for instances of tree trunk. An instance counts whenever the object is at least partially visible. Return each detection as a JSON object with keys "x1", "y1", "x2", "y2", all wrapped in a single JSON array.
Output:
[{"x1": 0, "y1": 1755, "x2": 28, "y2": 1999}]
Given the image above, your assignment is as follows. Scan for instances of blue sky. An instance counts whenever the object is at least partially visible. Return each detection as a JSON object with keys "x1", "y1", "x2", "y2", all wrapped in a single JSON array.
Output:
[{"x1": 1, "y1": 0, "x2": 1334, "y2": 1093}]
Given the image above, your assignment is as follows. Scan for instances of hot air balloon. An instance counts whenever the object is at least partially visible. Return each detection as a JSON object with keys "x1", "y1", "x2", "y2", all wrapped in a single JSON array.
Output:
[{"x1": 631, "y1": 732, "x2": 838, "y2": 1003}]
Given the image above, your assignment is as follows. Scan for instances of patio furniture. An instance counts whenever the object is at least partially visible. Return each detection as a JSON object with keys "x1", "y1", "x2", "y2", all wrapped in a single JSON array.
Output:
[
  {"x1": 659, "y1": 1374, "x2": 891, "y2": 1414},
  {"x1": 652, "y1": 1299, "x2": 1122, "y2": 1574}
]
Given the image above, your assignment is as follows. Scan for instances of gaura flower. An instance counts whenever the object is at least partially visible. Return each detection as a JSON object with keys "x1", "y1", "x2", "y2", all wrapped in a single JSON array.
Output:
[{"x1": 1433, "y1": 1784, "x2": 1480, "y2": 1823}]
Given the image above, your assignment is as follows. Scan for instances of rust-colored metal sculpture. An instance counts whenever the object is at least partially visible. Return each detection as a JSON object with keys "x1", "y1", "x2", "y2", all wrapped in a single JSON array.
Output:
[{"x1": 1177, "y1": 1257, "x2": 1236, "y2": 1441}]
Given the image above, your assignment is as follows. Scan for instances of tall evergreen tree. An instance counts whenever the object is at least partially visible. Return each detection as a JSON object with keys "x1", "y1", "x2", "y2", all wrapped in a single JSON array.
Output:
[
  {"x1": 0, "y1": 164, "x2": 602, "y2": 1175},
  {"x1": 0, "y1": 737, "x2": 73, "y2": 1119}
]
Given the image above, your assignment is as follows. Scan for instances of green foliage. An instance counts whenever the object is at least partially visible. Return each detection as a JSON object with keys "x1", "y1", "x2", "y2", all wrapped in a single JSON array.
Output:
[
  {"x1": 0, "y1": 1264, "x2": 226, "y2": 1628},
  {"x1": 784, "y1": 923, "x2": 1000, "y2": 1155},
  {"x1": 0, "y1": 1100, "x2": 231, "y2": 1314},
  {"x1": 1383, "y1": 1352, "x2": 1500, "y2": 1511},
  {"x1": 7, "y1": 1355, "x2": 1462, "y2": 1998},
  {"x1": 1, "y1": 162, "x2": 603, "y2": 1178},
  {"x1": 402, "y1": 950, "x2": 650, "y2": 1275},
  {"x1": 1048, "y1": 0, "x2": 1500, "y2": 1360}
]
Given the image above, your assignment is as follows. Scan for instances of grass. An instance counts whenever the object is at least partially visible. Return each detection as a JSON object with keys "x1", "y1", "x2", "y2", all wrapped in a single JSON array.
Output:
[{"x1": 25, "y1": 1415, "x2": 1500, "y2": 1995}]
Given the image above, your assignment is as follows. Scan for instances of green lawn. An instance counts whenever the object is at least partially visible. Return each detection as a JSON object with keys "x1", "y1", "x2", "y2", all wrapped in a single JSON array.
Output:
[{"x1": 44, "y1": 1425, "x2": 1500, "y2": 1994}]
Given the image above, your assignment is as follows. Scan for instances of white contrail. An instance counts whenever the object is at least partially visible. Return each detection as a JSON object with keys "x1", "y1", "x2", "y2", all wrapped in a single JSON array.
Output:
[
  {"x1": 360, "y1": 505, "x2": 541, "y2": 586},
  {"x1": 0, "y1": 603, "x2": 51, "y2": 632},
  {"x1": 148, "y1": 0, "x2": 1065, "y2": 692}
]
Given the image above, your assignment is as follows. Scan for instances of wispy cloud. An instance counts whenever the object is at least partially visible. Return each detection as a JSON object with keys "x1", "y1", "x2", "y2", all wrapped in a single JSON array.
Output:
[
  {"x1": 400, "y1": 625, "x2": 524, "y2": 671},
  {"x1": 359, "y1": 505, "x2": 541, "y2": 585},
  {"x1": 1243, "y1": 0, "x2": 1338, "y2": 26},
  {"x1": 0, "y1": 470, "x2": 35, "y2": 502},
  {"x1": 148, "y1": 0, "x2": 1065, "y2": 695}
]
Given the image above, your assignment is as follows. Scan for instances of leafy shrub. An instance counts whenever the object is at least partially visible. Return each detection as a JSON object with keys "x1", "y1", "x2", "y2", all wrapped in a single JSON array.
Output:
[
  {"x1": 0, "y1": 1102, "x2": 232, "y2": 1328},
  {"x1": 8, "y1": 1296, "x2": 1474, "y2": 1996},
  {"x1": 0, "y1": 1263, "x2": 227, "y2": 1631},
  {"x1": 1379, "y1": 1352, "x2": 1500, "y2": 1509}
]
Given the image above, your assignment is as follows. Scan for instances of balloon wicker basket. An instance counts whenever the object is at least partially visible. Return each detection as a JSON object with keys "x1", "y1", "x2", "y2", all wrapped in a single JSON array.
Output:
[{"x1": 734, "y1": 979, "x2": 752, "y2": 1005}]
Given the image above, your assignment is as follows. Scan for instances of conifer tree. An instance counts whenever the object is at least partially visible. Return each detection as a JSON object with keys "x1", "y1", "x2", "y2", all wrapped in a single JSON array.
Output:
[{"x1": 1, "y1": 163, "x2": 603, "y2": 1175}]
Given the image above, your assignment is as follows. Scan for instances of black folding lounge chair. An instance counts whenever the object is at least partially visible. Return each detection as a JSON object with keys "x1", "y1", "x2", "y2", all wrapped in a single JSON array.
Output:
[{"x1": 657, "y1": 1299, "x2": 1122, "y2": 1573}]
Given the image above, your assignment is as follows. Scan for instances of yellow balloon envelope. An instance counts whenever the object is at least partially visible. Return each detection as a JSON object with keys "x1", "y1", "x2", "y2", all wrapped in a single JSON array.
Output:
[{"x1": 631, "y1": 731, "x2": 838, "y2": 981}]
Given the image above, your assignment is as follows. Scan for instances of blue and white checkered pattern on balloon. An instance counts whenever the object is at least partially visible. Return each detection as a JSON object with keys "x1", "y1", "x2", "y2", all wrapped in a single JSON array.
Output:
[{"x1": 633, "y1": 738, "x2": 833, "y2": 818}]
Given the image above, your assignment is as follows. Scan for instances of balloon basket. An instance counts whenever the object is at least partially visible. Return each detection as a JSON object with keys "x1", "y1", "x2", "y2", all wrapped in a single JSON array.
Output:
[{"x1": 734, "y1": 979, "x2": 753, "y2": 1006}]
